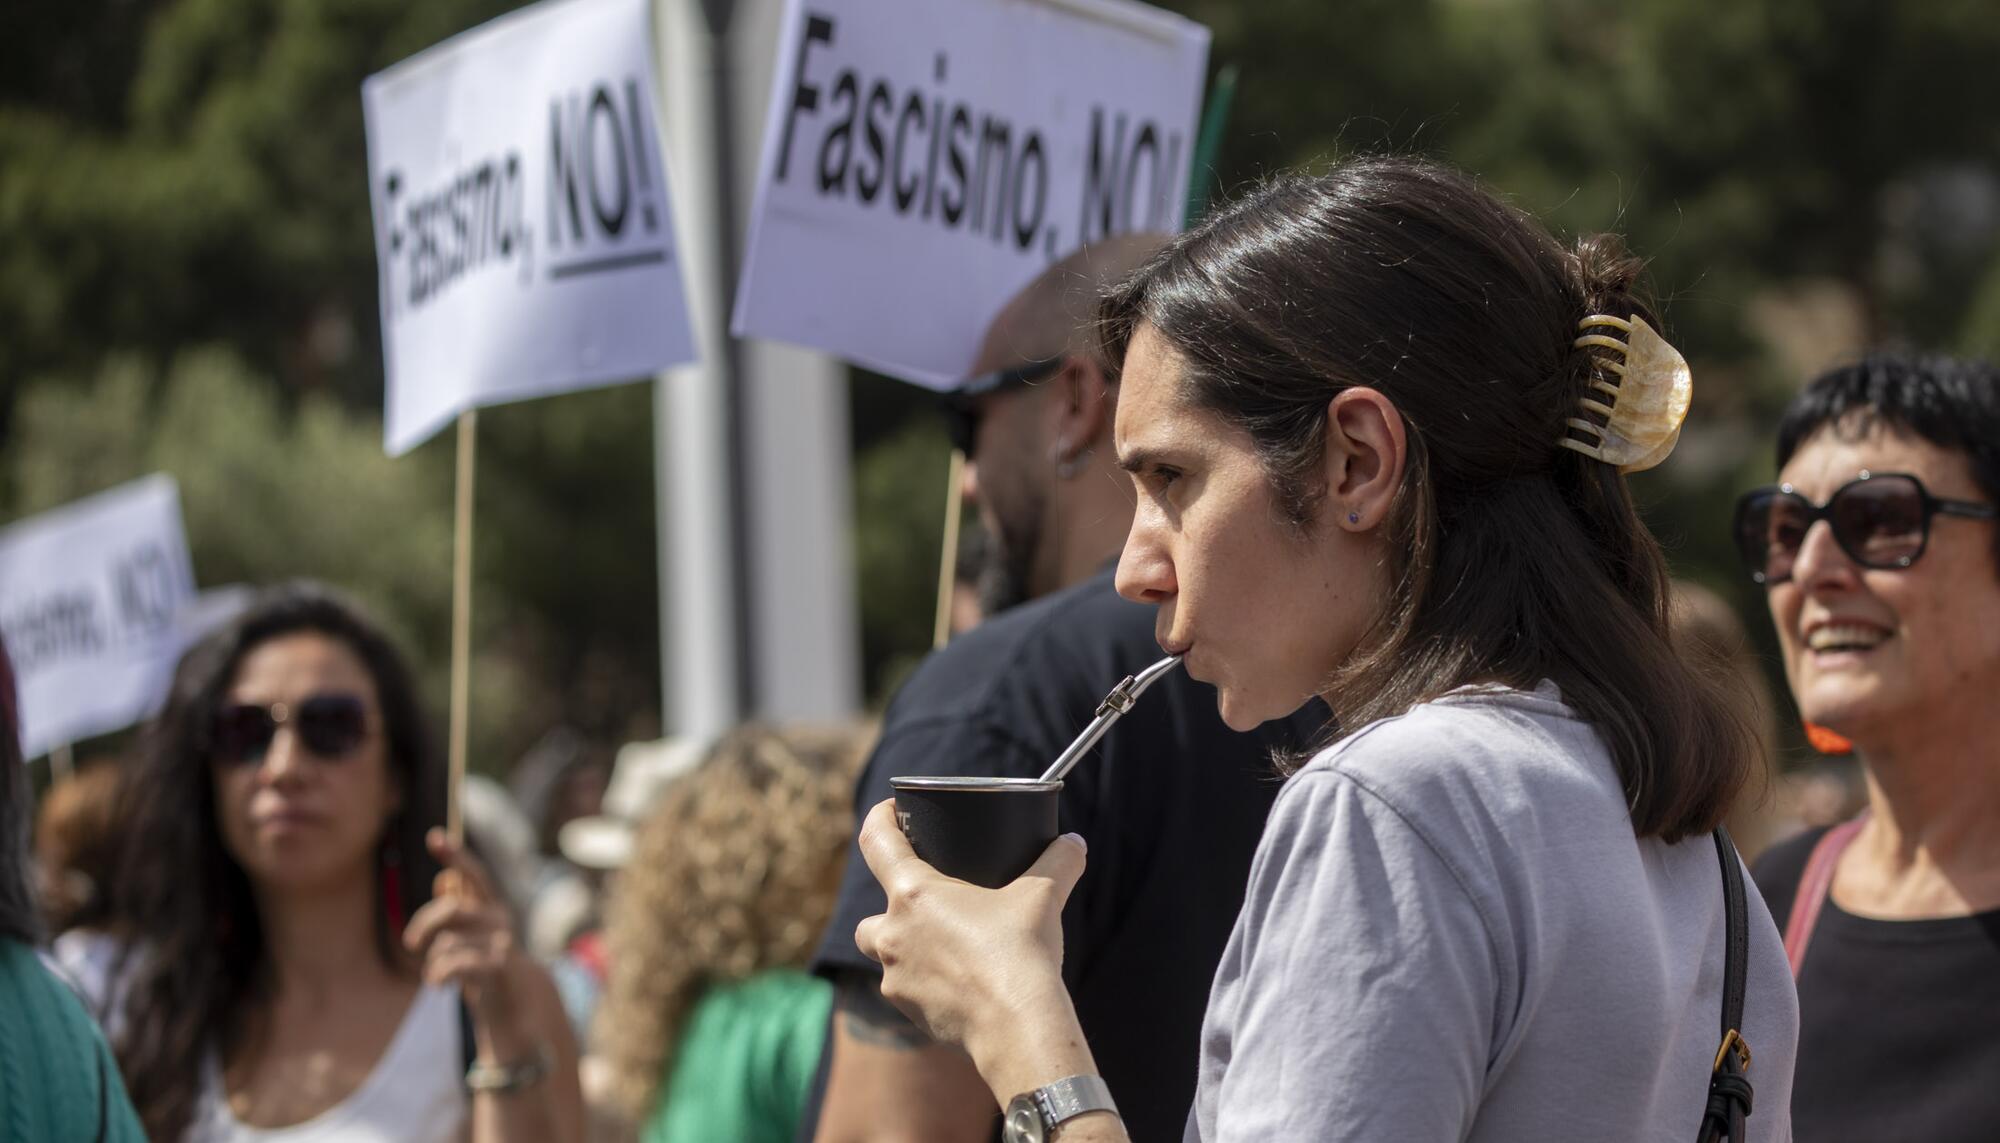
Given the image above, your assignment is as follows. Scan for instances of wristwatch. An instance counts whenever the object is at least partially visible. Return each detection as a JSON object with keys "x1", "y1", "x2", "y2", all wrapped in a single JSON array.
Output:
[{"x1": 1002, "y1": 1075, "x2": 1121, "y2": 1143}]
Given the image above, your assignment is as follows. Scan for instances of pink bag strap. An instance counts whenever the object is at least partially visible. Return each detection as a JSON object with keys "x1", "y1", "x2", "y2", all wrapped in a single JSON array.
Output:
[{"x1": 1782, "y1": 811, "x2": 1869, "y2": 976}]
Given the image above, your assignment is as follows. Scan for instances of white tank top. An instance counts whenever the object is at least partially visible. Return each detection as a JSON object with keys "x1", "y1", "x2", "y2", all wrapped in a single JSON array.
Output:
[
  {"x1": 57, "y1": 931, "x2": 470, "y2": 1143},
  {"x1": 186, "y1": 983, "x2": 468, "y2": 1143}
]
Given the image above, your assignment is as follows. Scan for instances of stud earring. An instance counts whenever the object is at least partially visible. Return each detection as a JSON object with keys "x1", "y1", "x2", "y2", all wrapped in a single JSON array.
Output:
[{"x1": 1348, "y1": 511, "x2": 1360, "y2": 525}]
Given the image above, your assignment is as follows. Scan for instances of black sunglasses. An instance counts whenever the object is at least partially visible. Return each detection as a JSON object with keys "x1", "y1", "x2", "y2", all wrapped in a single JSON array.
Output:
[
  {"x1": 1732, "y1": 470, "x2": 1996, "y2": 585},
  {"x1": 940, "y1": 357, "x2": 1065, "y2": 458},
  {"x1": 211, "y1": 693, "x2": 372, "y2": 765}
]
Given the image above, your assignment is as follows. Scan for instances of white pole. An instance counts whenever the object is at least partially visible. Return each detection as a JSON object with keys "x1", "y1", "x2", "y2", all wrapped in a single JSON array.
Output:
[
  {"x1": 728, "y1": 0, "x2": 861, "y2": 718},
  {"x1": 652, "y1": 0, "x2": 743, "y2": 740},
  {"x1": 737, "y1": 338, "x2": 862, "y2": 717},
  {"x1": 650, "y1": 0, "x2": 862, "y2": 732}
]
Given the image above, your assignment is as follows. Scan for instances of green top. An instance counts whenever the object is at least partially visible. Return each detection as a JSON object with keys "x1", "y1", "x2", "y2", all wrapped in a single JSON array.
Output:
[
  {"x1": 0, "y1": 939, "x2": 146, "y2": 1142},
  {"x1": 643, "y1": 969, "x2": 834, "y2": 1143}
]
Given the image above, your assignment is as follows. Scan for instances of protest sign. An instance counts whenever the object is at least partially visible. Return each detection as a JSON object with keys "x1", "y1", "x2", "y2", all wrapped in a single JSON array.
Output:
[
  {"x1": 0, "y1": 476, "x2": 198, "y2": 759},
  {"x1": 732, "y1": 0, "x2": 1210, "y2": 389},
  {"x1": 364, "y1": 0, "x2": 697, "y2": 456}
]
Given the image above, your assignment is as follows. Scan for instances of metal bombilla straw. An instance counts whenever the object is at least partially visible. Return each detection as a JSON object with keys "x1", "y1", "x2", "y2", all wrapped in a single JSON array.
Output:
[{"x1": 1039, "y1": 655, "x2": 1183, "y2": 783}]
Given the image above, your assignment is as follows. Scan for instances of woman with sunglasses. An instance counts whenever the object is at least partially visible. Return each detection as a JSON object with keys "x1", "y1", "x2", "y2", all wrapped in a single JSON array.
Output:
[
  {"x1": 59, "y1": 581, "x2": 582, "y2": 1142},
  {"x1": 845, "y1": 157, "x2": 1798, "y2": 1142},
  {"x1": 1733, "y1": 354, "x2": 2000, "y2": 1141}
]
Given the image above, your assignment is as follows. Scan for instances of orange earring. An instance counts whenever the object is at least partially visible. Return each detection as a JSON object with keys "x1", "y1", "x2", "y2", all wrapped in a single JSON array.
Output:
[{"x1": 1803, "y1": 722, "x2": 1853, "y2": 755}]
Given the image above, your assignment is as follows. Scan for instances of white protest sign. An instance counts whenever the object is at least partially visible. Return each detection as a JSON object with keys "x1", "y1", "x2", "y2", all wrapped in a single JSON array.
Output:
[
  {"x1": 0, "y1": 476, "x2": 198, "y2": 759},
  {"x1": 364, "y1": 0, "x2": 697, "y2": 456},
  {"x1": 732, "y1": 0, "x2": 1210, "y2": 388}
]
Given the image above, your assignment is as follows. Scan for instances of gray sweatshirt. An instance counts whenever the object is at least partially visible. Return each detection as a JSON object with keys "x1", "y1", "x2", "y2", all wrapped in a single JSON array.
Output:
[{"x1": 1186, "y1": 683, "x2": 1797, "y2": 1142}]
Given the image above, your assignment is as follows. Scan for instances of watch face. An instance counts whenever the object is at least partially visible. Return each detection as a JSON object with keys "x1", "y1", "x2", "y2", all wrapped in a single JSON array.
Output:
[{"x1": 1003, "y1": 1096, "x2": 1046, "y2": 1143}]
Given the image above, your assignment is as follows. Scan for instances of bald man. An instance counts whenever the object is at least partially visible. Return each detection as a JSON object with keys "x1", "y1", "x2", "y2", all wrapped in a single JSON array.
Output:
[
  {"x1": 949, "y1": 234, "x2": 1169, "y2": 618},
  {"x1": 803, "y1": 240, "x2": 1321, "y2": 1143}
]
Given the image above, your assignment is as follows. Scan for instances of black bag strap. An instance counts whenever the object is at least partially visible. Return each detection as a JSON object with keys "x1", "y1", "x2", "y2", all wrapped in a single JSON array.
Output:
[{"x1": 1697, "y1": 828, "x2": 1754, "y2": 1142}]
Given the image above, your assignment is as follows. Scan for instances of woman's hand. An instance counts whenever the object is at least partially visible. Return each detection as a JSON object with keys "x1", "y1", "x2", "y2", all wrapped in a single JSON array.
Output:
[
  {"x1": 404, "y1": 829, "x2": 538, "y2": 1045},
  {"x1": 406, "y1": 829, "x2": 585, "y2": 1143},
  {"x1": 853, "y1": 799, "x2": 1098, "y2": 1102}
]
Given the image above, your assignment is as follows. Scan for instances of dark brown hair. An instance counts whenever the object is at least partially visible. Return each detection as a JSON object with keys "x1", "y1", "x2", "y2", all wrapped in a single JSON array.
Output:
[
  {"x1": 1102, "y1": 157, "x2": 1753, "y2": 841},
  {"x1": 0, "y1": 634, "x2": 38, "y2": 946},
  {"x1": 34, "y1": 761, "x2": 125, "y2": 935},
  {"x1": 106, "y1": 581, "x2": 444, "y2": 1140}
]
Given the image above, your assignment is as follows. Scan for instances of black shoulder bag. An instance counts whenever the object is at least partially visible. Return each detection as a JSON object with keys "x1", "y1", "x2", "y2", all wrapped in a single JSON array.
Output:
[{"x1": 1697, "y1": 828, "x2": 1754, "y2": 1142}]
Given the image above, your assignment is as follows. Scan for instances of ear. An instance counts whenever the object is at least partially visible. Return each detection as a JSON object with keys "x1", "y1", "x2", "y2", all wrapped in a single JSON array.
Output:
[
  {"x1": 1045, "y1": 357, "x2": 1114, "y2": 463},
  {"x1": 1322, "y1": 387, "x2": 1406, "y2": 529}
]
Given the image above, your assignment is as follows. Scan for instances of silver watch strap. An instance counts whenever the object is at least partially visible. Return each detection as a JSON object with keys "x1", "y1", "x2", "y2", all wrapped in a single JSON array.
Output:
[{"x1": 1033, "y1": 1074, "x2": 1119, "y2": 1132}]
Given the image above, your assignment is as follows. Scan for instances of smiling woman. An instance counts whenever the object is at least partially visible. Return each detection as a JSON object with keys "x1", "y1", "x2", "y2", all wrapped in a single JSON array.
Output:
[
  {"x1": 850, "y1": 157, "x2": 1799, "y2": 1142},
  {"x1": 1741, "y1": 354, "x2": 2000, "y2": 1141}
]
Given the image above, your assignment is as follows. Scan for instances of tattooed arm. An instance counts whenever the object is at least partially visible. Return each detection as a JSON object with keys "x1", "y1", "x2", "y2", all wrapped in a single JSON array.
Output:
[{"x1": 809, "y1": 969, "x2": 999, "y2": 1143}]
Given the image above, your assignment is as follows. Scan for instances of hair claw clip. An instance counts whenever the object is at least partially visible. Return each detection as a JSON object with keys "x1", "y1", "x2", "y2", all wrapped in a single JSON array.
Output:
[{"x1": 1558, "y1": 314, "x2": 1692, "y2": 474}]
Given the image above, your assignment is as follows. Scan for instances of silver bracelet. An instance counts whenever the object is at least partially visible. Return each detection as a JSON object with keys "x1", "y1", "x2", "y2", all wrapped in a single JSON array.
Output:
[{"x1": 465, "y1": 1044, "x2": 553, "y2": 1094}]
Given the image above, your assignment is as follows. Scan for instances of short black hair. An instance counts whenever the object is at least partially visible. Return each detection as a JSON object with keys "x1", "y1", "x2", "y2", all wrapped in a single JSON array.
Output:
[{"x1": 1775, "y1": 352, "x2": 2000, "y2": 574}]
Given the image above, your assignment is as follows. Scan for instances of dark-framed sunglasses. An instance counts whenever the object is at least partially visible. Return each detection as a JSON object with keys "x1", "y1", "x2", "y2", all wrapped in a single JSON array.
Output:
[
  {"x1": 939, "y1": 357, "x2": 1066, "y2": 458},
  {"x1": 211, "y1": 692, "x2": 372, "y2": 765},
  {"x1": 1732, "y1": 470, "x2": 1997, "y2": 585}
]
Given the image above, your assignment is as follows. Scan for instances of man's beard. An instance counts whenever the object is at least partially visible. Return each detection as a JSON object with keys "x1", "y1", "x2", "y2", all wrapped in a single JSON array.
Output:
[
  {"x1": 975, "y1": 542, "x2": 1032, "y2": 617},
  {"x1": 973, "y1": 485, "x2": 1045, "y2": 618}
]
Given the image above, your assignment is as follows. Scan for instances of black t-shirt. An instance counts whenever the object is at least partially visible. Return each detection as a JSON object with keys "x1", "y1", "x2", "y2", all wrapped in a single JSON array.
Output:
[
  {"x1": 1751, "y1": 827, "x2": 2000, "y2": 1142},
  {"x1": 810, "y1": 568, "x2": 1323, "y2": 1143}
]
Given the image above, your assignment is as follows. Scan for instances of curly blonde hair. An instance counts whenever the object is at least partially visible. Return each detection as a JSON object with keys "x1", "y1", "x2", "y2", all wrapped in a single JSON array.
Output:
[{"x1": 595, "y1": 722, "x2": 869, "y2": 1121}]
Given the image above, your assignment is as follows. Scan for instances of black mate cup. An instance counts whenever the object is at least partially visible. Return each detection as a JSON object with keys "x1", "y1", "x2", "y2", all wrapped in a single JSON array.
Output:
[{"x1": 889, "y1": 776, "x2": 1063, "y2": 889}]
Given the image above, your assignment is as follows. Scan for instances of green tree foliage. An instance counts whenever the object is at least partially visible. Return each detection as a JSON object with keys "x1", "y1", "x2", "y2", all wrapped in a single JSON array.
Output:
[
  {"x1": 851, "y1": 407, "x2": 951, "y2": 702},
  {"x1": 5, "y1": 0, "x2": 1999, "y2": 764},
  {"x1": 1, "y1": 1, "x2": 674, "y2": 767},
  {"x1": 10, "y1": 347, "x2": 451, "y2": 629},
  {"x1": 0, "y1": 0, "x2": 527, "y2": 409},
  {"x1": 6, "y1": 346, "x2": 661, "y2": 769}
]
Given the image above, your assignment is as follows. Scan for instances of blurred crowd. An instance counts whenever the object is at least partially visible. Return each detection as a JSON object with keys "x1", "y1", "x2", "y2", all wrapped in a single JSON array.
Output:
[
  {"x1": 2, "y1": 583, "x2": 876, "y2": 1142},
  {"x1": 0, "y1": 571, "x2": 1868, "y2": 1142}
]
